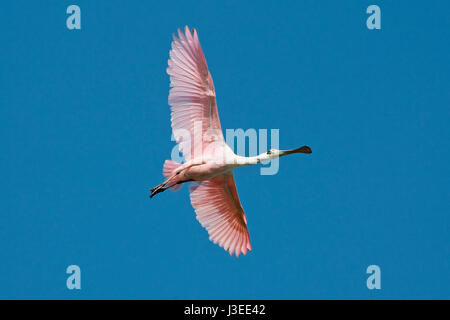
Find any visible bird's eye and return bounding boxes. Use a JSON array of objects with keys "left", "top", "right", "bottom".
[{"left": 267, "top": 150, "right": 272, "bottom": 155}]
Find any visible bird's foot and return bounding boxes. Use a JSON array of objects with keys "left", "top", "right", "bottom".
[{"left": 150, "top": 183, "right": 167, "bottom": 198}]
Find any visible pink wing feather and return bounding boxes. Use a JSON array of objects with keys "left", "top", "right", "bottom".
[
  {"left": 167, "top": 26, "right": 224, "bottom": 161},
  {"left": 189, "top": 174, "right": 251, "bottom": 257},
  {"left": 168, "top": 27, "right": 251, "bottom": 257}
]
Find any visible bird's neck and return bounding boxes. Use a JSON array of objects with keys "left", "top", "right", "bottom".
[{"left": 233, "top": 153, "right": 276, "bottom": 167}]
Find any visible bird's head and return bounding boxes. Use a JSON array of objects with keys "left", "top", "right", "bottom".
[{"left": 265, "top": 146, "right": 311, "bottom": 159}]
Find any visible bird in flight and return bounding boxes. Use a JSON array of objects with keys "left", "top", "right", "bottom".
[{"left": 150, "top": 26, "right": 311, "bottom": 257}]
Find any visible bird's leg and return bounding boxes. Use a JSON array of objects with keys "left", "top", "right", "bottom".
[
  {"left": 150, "top": 180, "right": 171, "bottom": 198},
  {"left": 150, "top": 182, "right": 165, "bottom": 194},
  {"left": 149, "top": 171, "right": 181, "bottom": 198},
  {"left": 149, "top": 162, "right": 201, "bottom": 198},
  {"left": 150, "top": 185, "right": 168, "bottom": 198}
]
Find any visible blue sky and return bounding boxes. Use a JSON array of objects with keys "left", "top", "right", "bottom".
[{"left": 1, "top": 0, "right": 449, "bottom": 299}]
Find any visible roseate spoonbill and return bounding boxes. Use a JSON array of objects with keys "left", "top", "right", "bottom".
[{"left": 150, "top": 26, "right": 311, "bottom": 257}]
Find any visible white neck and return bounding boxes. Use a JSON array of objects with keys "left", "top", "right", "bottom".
[{"left": 233, "top": 153, "right": 278, "bottom": 167}]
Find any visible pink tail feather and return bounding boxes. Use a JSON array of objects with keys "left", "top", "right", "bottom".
[{"left": 163, "top": 160, "right": 183, "bottom": 191}]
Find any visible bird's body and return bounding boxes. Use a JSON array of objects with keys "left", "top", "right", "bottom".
[{"left": 151, "top": 26, "right": 311, "bottom": 257}]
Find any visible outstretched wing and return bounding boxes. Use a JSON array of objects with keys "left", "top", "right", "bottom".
[
  {"left": 167, "top": 26, "right": 224, "bottom": 161},
  {"left": 189, "top": 174, "right": 251, "bottom": 257}
]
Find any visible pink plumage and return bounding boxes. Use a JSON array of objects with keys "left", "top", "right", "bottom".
[
  {"left": 167, "top": 26, "right": 223, "bottom": 162},
  {"left": 190, "top": 175, "right": 251, "bottom": 257},
  {"left": 150, "top": 26, "right": 311, "bottom": 257}
]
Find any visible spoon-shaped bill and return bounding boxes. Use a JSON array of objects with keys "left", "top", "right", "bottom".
[{"left": 280, "top": 146, "right": 312, "bottom": 155}]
